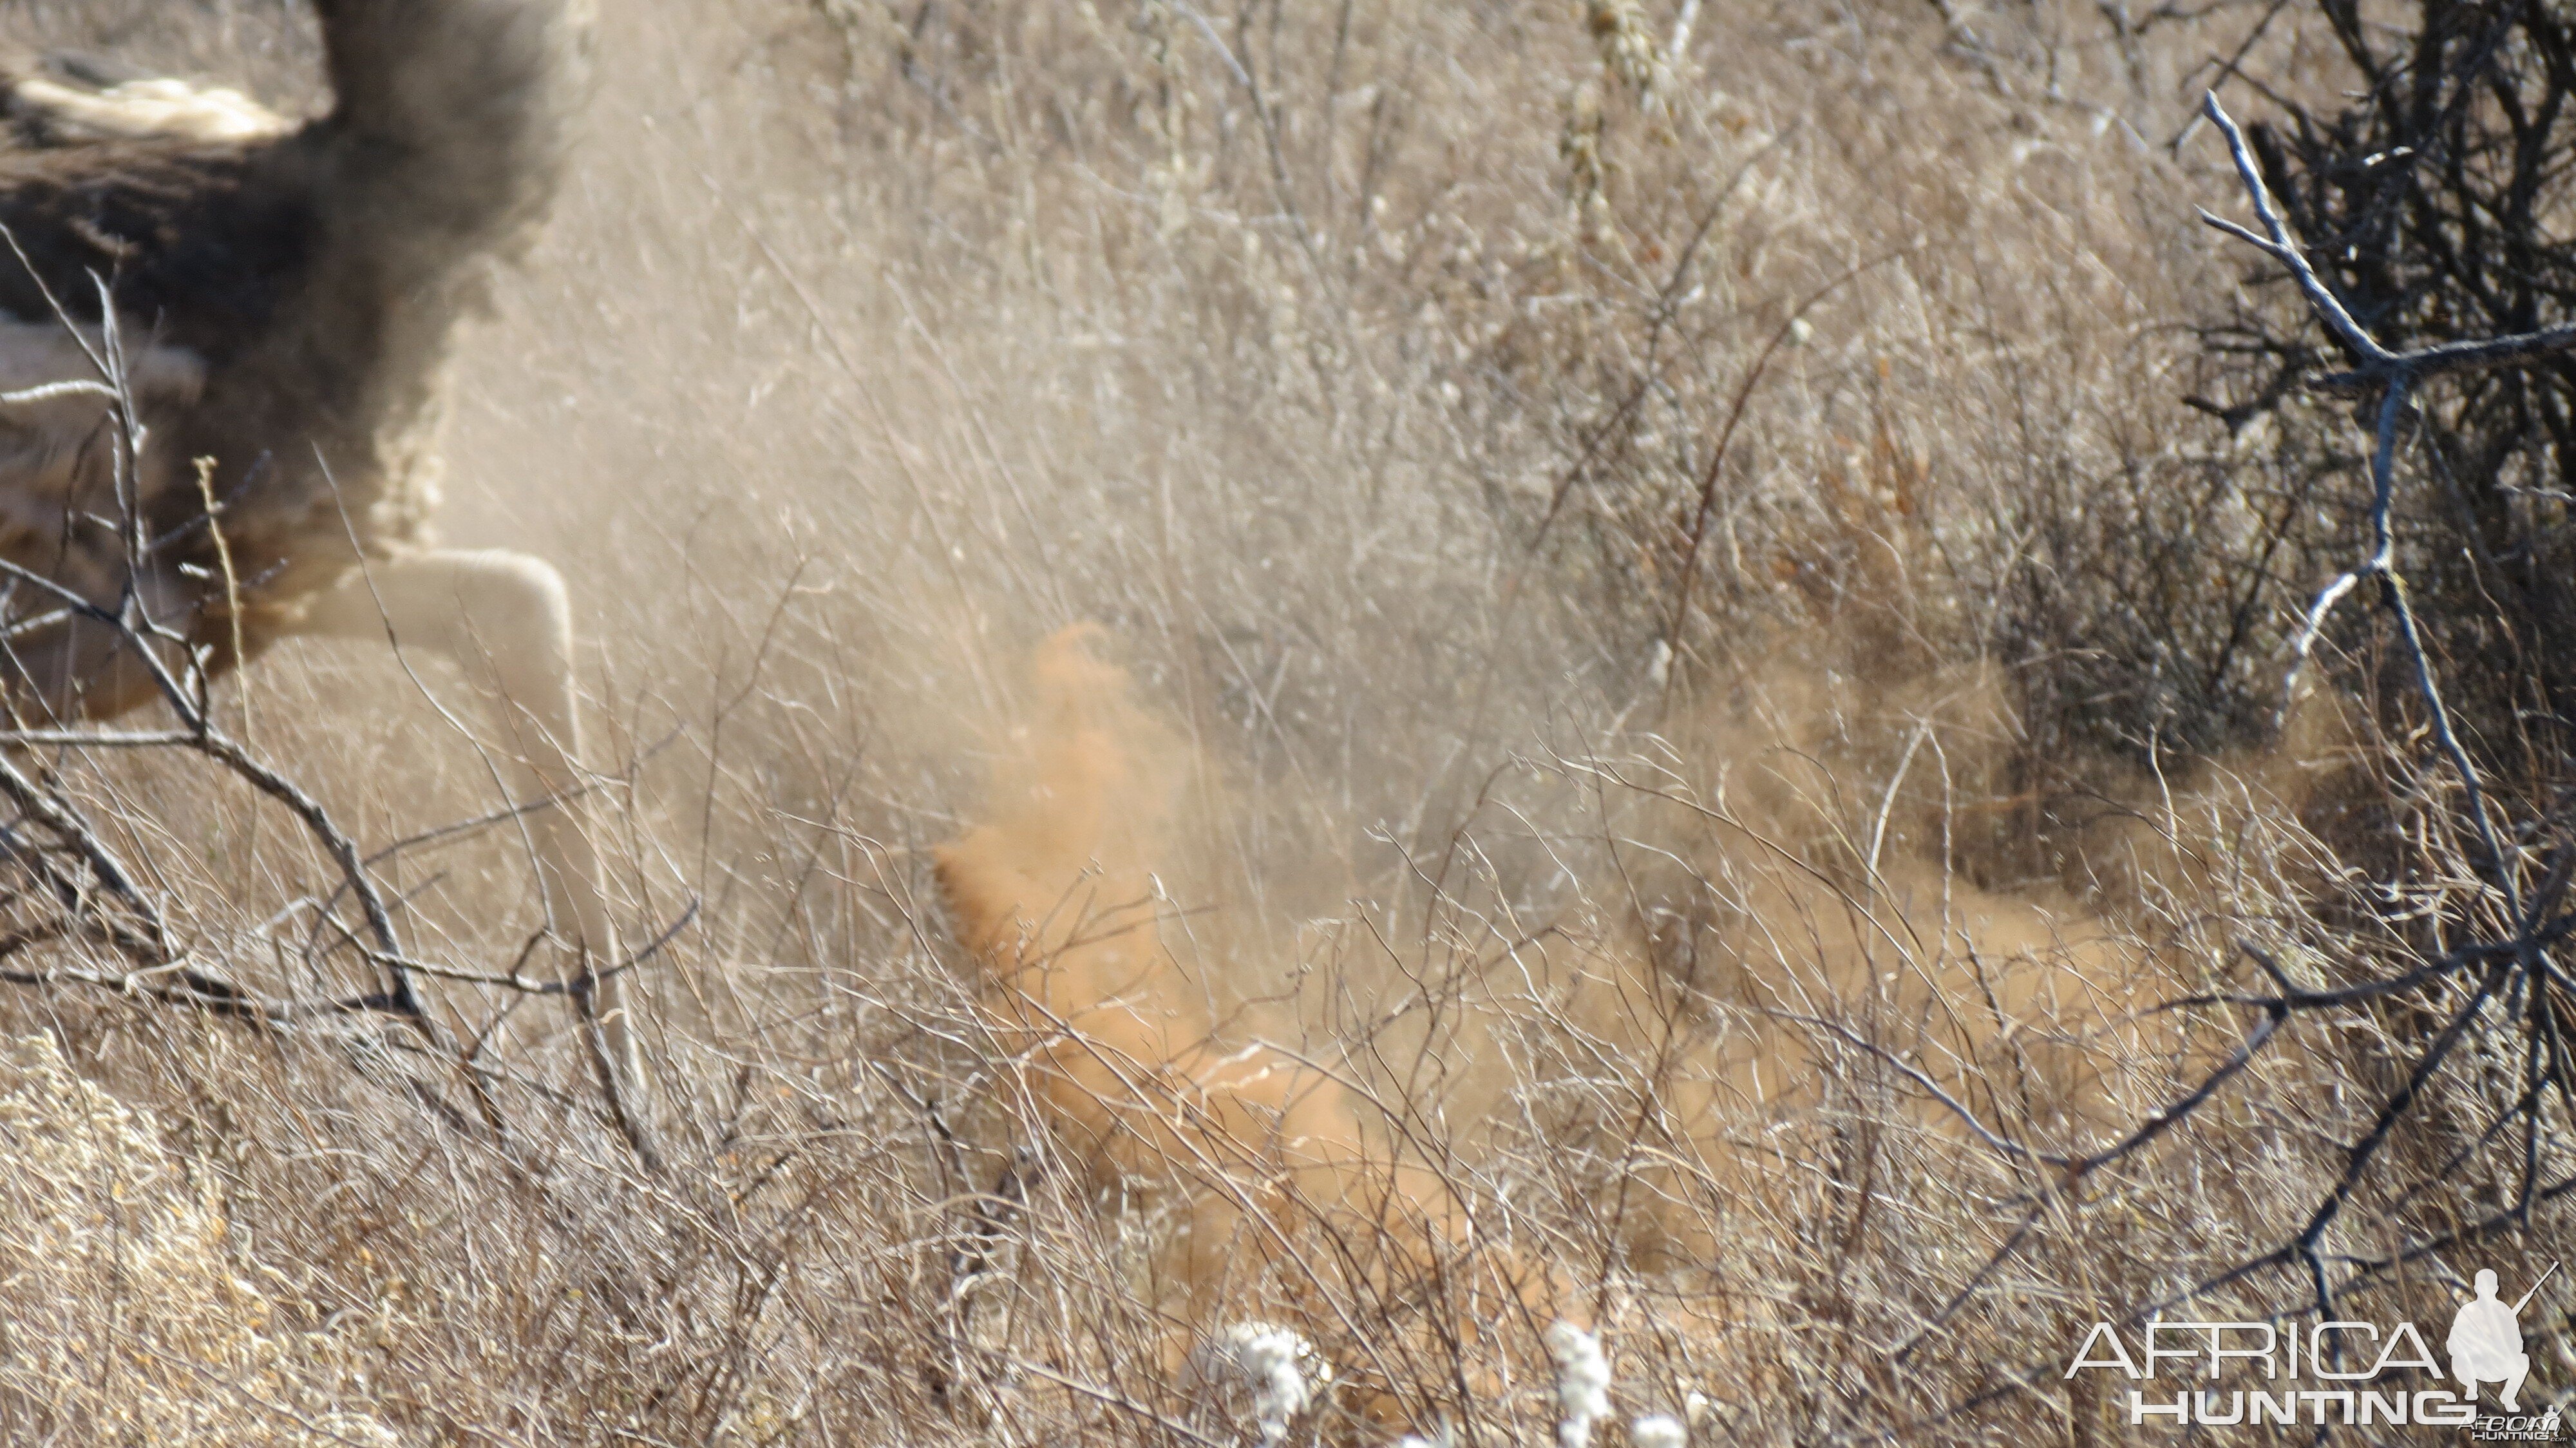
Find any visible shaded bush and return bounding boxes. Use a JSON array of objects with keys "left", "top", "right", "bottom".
[{"left": 2208, "top": 0, "right": 2576, "bottom": 794}]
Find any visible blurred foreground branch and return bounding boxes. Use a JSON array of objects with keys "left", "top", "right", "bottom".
[{"left": 0, "top": 290, "right": 676, "bottom": 1159}]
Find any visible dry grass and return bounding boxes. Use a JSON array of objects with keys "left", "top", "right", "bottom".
[{"left": 0, "top": 0, "right": 2568, "bottom": 1442}]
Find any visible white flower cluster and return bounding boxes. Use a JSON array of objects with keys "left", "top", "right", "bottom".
[
  {"left": 1546, "top": 1320, "right": 1614, "bottom": 1448},
  {"left": 1630, "top": 1412, "right": 1688, "bottom": 1448},
  {"left": 1539, "top": 1322, "right": 1692, "bottom": 1448},
  {"left": 1189, "top": 1320, "right": 1323, "bottom": 1446}
]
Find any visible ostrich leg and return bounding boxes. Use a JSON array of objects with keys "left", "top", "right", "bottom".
[{"left": 290, "top": 548, "right": 656, "bottom": 1163}]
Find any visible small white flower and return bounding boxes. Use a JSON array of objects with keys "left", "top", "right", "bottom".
[
  {"left": 1544, "top": 1320, "right": 1613, "bottom": 1448},
  {"left": 1631, "top": 1413, "right": 1688, "bottom": 1448},
  {"left": 1188, "top": 1321, "right": 1319, "bottom": 1447}
]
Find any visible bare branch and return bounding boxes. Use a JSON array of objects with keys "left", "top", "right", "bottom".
[{"left": 2197, "top": 93, "right": 2391, "bottom": 365}]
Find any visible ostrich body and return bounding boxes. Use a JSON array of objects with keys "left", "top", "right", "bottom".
[{"left": 0, "top": 0, "right": 646, "bottom": 1137}]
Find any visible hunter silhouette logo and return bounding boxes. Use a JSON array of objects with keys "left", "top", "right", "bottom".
[
  {"left": 2453, "top": 1266, "right": 2553, "bottom": 1412},
  {"left": 2065, "top": 1262, "right": 2561, "bottom": 1432}
]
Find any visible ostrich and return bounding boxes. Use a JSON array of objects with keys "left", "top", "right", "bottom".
[{"left": 0, "top": 1, "right": 647, "bottom": 1145}]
